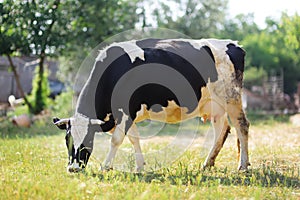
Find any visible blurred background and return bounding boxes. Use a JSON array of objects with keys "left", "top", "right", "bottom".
[{"left": 0, "top": 0, "right": 300, "bottom": 126}]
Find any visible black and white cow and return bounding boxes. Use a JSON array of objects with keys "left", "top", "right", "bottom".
[{"left": 53, "top": 38, "right": 250, "bottom": 172}]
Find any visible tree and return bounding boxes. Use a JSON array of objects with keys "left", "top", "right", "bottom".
[
  {"left": 277, "top": 13, "right": 300, "bottom": 94},
  {"left": 153, "top": 0, "right": 228, "bottom": 38},
  {"left": 19, "top": 0, "right": 72, "bottom": 114},
  {"left": 243, "top": 67, "right": 267, "bottom": 89},
  {"left": 58, "top": 0, "right": 140, "bottom": 82},
  {"left": 1, "top": 0, "right": 75, "bottom": 114},
  {"left": 241, "top": 13, "right": 300, "bottom": 94},
  {"left": 280, "top": 13, "right": 300, "bottom": 50},
  {"left": 69, "top": 0, "right": 139, "bottom": 47},
  {"left": 2, "top": 0, "right": 141, "bottom": 112},
  {"left": 0, "top": 1, "right": 33, "bottom": 112},
  {"left": 219, "top": 13, "right": 260, "bottom": 41}
]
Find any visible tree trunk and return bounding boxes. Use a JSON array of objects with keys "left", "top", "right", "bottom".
[
  {"left": 6, "top": 54, "right": 34, "bottom": 113},
  {"left": 33, "top": 52, "right": 46, "bottom": 114}
]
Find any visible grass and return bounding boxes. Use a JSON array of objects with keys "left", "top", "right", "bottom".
[{"left": 0, "top": 115, "right": 299, "bottom": 199}]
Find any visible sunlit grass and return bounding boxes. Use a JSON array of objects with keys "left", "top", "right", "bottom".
[{"left": 0, "top": 116, "right": 299, "bottom": 199}]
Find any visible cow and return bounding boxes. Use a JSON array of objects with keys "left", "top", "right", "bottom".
[{"left": 53, "top": 38, "right": 250, "bottom": 173}]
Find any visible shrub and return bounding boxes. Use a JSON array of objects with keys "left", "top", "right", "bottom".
[
  {"left": 51, "top": 88, "right": 74, "bottom": 117},
  {"left": 28, "top": 67, "right": 51, "bottom": 114},
  {"left": 244, "top": 67, "right": 267, "bottom": 89}
]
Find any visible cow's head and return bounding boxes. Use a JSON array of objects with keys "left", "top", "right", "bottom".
[{"left": 53, "top": 117, "right": 91, "bottom": 173}]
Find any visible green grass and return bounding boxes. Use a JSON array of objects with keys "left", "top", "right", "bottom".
[
  {"left": 0, "top": 116, "right": 299, "bottom": 199},
  {"left": 246, "top": 111, "right": 290, "bottom": 125}
]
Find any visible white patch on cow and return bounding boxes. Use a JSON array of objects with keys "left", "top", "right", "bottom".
[
  {"left": 90, "top": 119, "right": 104, "bottom": 125},
  {"left": 96, "top": 50, "right": 107, "bottom": 62},
  {"left": 187, "top": 38, "right": 237, "bottom": 53},
  {"left": 117, "top": 41, "right": 145, "bottom": 63},
  {"left": 127, "top": 124, "right": 145, "bottom": 172},
  {"left": 202, "top": 114, "right": 229, "bottom": 168},
  {"left": 160, "top": 38, "right": 236, "bottom": 54},
  {"left": 96, "top": 40, "right": 145, "bottom": 63},
  {"left": 118, "top": 108, "right": 129, "bottom": 129},
  {"left": 67, "top": 162, "right": 80, "bottom": 173},
  {"left": 70, "top": 112, "right": 90, "bottom": 151},
  {"left": 173, "top": 38, "right": 236, "bottom": 69},
  {"left": 70, "top": 113, "right": 104, "bottom": 152},
  {"left": 102, "top": 109, "right": 128, "bottom": 170}
]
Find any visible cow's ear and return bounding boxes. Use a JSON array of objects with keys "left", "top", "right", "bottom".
[{"left": 53, "top": 117, "right": 69, "bottom": 130}]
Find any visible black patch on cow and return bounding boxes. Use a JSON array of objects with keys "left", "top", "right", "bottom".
[
  {"left": 65, "top": 131, "right": 76, "bottom": 165},
  {"left": 203, "top": 45, "right": 215, "bottom": 63},
  {"left": 237, "top": 112, "right": 250, "bottom": 136},
  {"left": 53, "top": 117, "right": 68, "bottom": 130},
  {"left": 61, "top": 122, "right": 93, "bottom": 169},
  {"left": 129, "top": 83, "right": 179, "bottom": 115},
  {"left": 226, "top": 43, "right": 246, "bottom": 87},
  {"left": 136, "top": 38, "right": 161, "bottom": 48},
  {"left": 76, "top": 128, "right": 94, "bottom": 167},
  {"left": 95, "top": 39, "right": 218, "bottom": 133}
]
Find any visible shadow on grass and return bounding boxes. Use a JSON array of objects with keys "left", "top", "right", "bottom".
[
  {"left": 92, "top": 165, "right": 300, "bottom": 188},
  {"left": 2, "top": 111, "right": 288, "bottom": 139},
  {"left": 0, "top": 117, "right": 61, "bottom": 139},
  {"left": 137, "top": 112, "right": 291, "bottom": 135},
  {"left": 137, "top": 118, "right": 209, "bottom": 137}
]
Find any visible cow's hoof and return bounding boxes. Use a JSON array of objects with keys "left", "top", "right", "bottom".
[
  {"left": 201, "top": 164, "right": 211, "bottom": 171},
  {"left": 238, "top": 165, "right": 248, "bottom": 171},
  {"left": 136, "top": 167, "right": 144, "bottom": 173},
  {"left": 136, "top": 162, "right": 146, "bottom": 173},
  {"left": 67, "top": 163, "right": 81, "bottom": 173},
  {"left": 201, "top": 160, "right": 215, "bottom": 170},
  {"left": 100, "top": 165, "right": 113, "bottom": 171},
  {"left": 238, "top": 162, "right": 251, "bottom": 171}
]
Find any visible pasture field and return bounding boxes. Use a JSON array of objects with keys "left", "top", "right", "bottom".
[{"left": 0, "top": 114, "right": 299, "bottom": 199}]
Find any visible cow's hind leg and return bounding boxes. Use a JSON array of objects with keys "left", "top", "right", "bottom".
[
  {"left": 127, "top": 124, "right": 145, "bottom": 172},
  {"left": 227, "top": 104, "right": 250, "bottom": 170},
  {"left": 101, "top": 124, "right": 126, "bottom": 170},
  {"left": 202, "top": 115, "right": 230, "bottom": 169}
]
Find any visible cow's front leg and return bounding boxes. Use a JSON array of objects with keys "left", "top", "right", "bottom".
[
  {"left": 102, "top": 125, "right": 125, "bottom": 170},
  {"left": 228, "top": 105, "right": 250, "bottom": 170},
  {"left": 202, "top": 115, "right": 230, "bottom": 169},
  {"left": 127, "top": 124, "right": 145, "bottom": 172}
]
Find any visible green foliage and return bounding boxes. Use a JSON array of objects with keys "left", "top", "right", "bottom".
[
  {"left": 242, "top": 32, "right": 279, "bottom": 71},
  {"left": 58, "top": 0, "right": 139, "bottom": 82},
  {"left": 1, "top": 0, "right": 72, "bottom": 56},
  {"left": 246, "top": 111, "right": 290, "bottom": 125},
  {"left": 11, "top": 0, "right": 72, "bottom": 56},
  {"left": 0, "top": 0, "right": 31, "bottom": 55},
  {"left": 153, "top": 0, "right": 228, "bottom": 38},
  {"left": 51, "top": 89, "right": 74, "bottom": 117},
  {"left": 28, "top": 67, "right": 51, "bottom": 114},
  {"left": 239, "top": 13, "right": 300, "bottom": 94},
  {"left": 215, "top": 11, "right": 300, "bottom": 94},
  {"left": 244, "top": 67, "right": 267, "bottom": 89},
  {"left": 281, "top": 13, "right": 300, "bottom": 50},
  {"left": 219, "top": 13, "right": 261, "bottom": 41},
  {"left": 0, "top": 0, "right": 75, "bottom": 114},
  {"left": 70, "top": 0, "right": 139, "bottom": 47}
]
